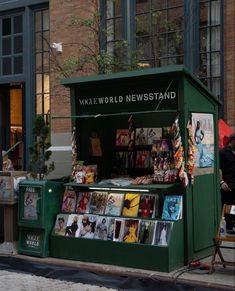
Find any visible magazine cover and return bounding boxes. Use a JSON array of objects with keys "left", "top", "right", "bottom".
[
  {"left": 138, "top": 220, "right": 156, "bottom": 245},
  {"left": 115, "top": 151, "right": 129, "bottom": 169},
  {"left": 61, "top": 190, "right": 77, "bottom": 213},
  {"left": 136, "top": 150, "right": 150, "bottom": 168},
  {"left": 89, "top": 191, "right": 108, "bottom": 214},
  {"left": 53, "top": 213, "right": 69, "bottom": 236},
  {"left": 138, "top": 194, "right": 156, "bottom": 218},
  {"left": 107, "top": 218, "right": 115, "bottom": 240},
  {"left": 161, "top": 195, "right": 183, "bottom": 221},
  {"left": 122, "top": 219, "right": 140, "bottom": 243},
  {"left": 153, "top": 194, "right": 161, "bottom": 218},
  {"left": 147, "top": 128, "right": 162, "bottom": 144},
  {"left": 105, "top": 193, "right": 124, "bottom": 216},
  {"left": 76, "top": 192, "right": 92, "bottom": 214},
  {"left": 94, "top": 216, "right": 109, "bottom": 240},
  {"left": 64, "top": 214, "right": 82, "bottom": 237},
  {"left": 192, "top": 113, "right": 214, "bottom": 173},
  {"left": 122, "top": 193, "right": 140, "bottom": 217},
  {"left": 154, "top": 221, "right": 173, "bottom": 246},
  {"left": 79, "top": 214, "right": 97, "bottom": 239},
  {"left": 23, "top": 191, "right": 38, "bottom": 220},
  {"left": 116, "top": 129, "right": 129, "bottom": 146},
  {"left": 135, "top": 128, "right": 148, "bottom": 145},
  {"left": 113, "top": 218, "right": 125, "bottom": 242}
]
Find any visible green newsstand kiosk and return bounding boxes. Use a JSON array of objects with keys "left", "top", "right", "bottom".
[{"left": 51, "top": 65, "right": 221, "bottom": 272}]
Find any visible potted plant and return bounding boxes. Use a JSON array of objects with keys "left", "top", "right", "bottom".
[{"left": 28, "top": 115, "right": 55, "bottom": 180}]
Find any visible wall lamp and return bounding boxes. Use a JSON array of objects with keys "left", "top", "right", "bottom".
[{"left": 50, "top": 42, "right": 63, "bottom": 53}]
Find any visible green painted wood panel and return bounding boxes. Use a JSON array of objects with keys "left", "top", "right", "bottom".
[{"left": 51, "top": 219, "right": 184, "bottom": 272}]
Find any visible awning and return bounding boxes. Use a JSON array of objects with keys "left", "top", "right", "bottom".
[{"left": 218, "top": 118, "right": 233, "bottom": 149}]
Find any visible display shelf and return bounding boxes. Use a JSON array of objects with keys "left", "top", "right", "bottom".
[
  {"left": 51, "top": 216, "right": 183, "bottom": 272},
  {"left": 51, "top": 183, "right": 184, "bottom": 272}
]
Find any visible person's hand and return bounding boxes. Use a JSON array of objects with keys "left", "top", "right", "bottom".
[{"left": 221, "top": 181, "right": 231, "bottom": 191}]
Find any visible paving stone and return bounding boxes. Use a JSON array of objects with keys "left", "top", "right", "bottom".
[{"left": 0, "top": 270, "right": 118, "bottom": 291}]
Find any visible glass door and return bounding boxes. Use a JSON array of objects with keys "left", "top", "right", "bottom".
[{"left": 0, "top": 83, "right": 23, "bottom": 170}]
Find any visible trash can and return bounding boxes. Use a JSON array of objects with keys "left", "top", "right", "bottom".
[{"left": 18, "top": 180, "right": 63, "bottom": 257}]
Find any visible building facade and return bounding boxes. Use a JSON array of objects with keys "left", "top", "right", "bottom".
[{"left": 0, "top": 0, "right": 234, "bottom": 178}]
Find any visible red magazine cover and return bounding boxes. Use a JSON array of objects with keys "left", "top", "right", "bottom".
[
  {"left": 61, "top": 190, "right": 77, "bottom": 213},
  {"left": 116, "top": 129, "right": 129, "bottom": 146},
  {"left": 138, "top": 195, "right": 156, "bottom": 218}
]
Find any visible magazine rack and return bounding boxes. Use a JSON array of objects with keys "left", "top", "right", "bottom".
[
  {"left": 0, "top": 171, "right": 27, "bottom": 255},
  {"left": 51, "top": 182, "right": 184, "bottom": 272},
  {"left": 17, "top": 180, "right": 63, "bottom": 257},
  {"left": 209, "top": 204, "right": 235, "bottom": 273}
]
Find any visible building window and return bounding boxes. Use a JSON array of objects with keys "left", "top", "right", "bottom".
[
  {"left": 34, "top": 9, "right": 50, "bottom": 117},
  {"left": 102, "top": 0, "right": 222, "bottom": 97},
  {"left": 199, "top": 0, "right": 221, "bottom": 97},
  {"left": 0, "top": 14, "right": 23, "bottom": 75},
  {"left": 135, "top": 0, "right": 184, "bottom": 67},
  {"left": 102, "top": 0, "right": 184, "bottom": 69},
  {"left": 105, "top": 0, "right": 124, "bottom": 71}
]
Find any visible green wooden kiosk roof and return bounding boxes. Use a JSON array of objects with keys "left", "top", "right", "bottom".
[{"left": 61, "top": 65, "right": 221, "bottom": 105}]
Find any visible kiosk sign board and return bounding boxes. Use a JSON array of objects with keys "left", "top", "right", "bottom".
[{"left": 74, "top": 77, "right": 178, "bottom": 115}]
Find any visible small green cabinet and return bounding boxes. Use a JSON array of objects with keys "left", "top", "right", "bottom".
[{"left": 18, "top": 180, "right": 63, "bottom": 257}]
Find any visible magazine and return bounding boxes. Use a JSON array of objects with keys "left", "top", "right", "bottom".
[
  {"left": 61, "top": 190, "right": 77, "bottom": 213},
  {"left": 113, "top": 218, "right": 125, "bottom": 242},
  {"left": 94, "top": 216, "right": 109, "bottom": 240},
  {"left": 122, "top": 219, "right": 140, "bottom": 243},
  {"left": 153, "top": 194, "right": 161, "bottom": 218},
  {"left": 75, "top": 192, "right": 92, "bottom": 214},
  {"left": 79, "top": 214, "right": 97, "bottom": 239},
  {"left": 135, "top": 128, "right": 148, "bottom": 145},
  {"left": 89, "top": 191, "right": 108, "bottom": 215},
  {"left": 105, "top": 193, "right": 124, "bottom": 216},
  {"left": 136, "top": 150, "right": 150, "bottom": 168},
  {"left": 107, "top": 218, "right": 115, "bottom": 240},
  {"left": 122, "top": 193, "right": 140, "bottom": 217},
  {"left": 23, "top": 190, "right": 38, "bottom": 220},
  {"left": 53, "top": 213, "right": 69, "bottom": 236},
  {"left": 64, "top": 214, "right": 82, "bottom": 237},
  {"left": 154, "top": 221, "right": 173, "bottom": 246},
  {"left": 147, "top": 128, "right": 162, "bottom": 144},
  {"left": 138, "top": 220, "right": 156, "bottom": 245},
  {"left": 98, "top": 177, "right": 133, "bottom": 187},
  {"left": 161, "top": 195, "right": 183, "bottom": 221},
  {"left": 116, "top": 129, "right": 129, "bottom": 146},
  {"left": 138, "top": 194, "right": 156, "bottom": 218},
  {"left": 115, "top": 151, "right": 129, "bottom": 169}
]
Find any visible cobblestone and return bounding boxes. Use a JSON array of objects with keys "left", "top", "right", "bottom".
[{"left": 0, "top": 270, "right": 118, "bottom": 291}]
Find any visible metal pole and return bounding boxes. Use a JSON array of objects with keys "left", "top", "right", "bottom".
[{"left": 0, "top": 96, "right": 2, "bottom": 171}]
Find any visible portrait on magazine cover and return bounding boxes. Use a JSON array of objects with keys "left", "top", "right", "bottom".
[{"left": 192, "top": 113, "right": 214, "bottom": 174}]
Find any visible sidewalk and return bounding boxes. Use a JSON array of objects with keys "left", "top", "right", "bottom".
[{"left": 8, "top": 241, "right": 234, "bottom": 291}]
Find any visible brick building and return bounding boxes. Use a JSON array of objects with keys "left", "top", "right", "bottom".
[{"left": 0, "top": 0, "right": 234, "bottom": 178}]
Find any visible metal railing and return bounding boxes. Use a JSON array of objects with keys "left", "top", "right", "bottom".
[{"left": 3, "top": 140, "right": 23, "bottom": 157}]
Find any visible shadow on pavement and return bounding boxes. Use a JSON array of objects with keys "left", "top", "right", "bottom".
[{"left": 0, "top": 256, "right": 220, "bottom": 291}]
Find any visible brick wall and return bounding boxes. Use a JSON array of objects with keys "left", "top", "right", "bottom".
[
  {"left": 49, "top": 0, "right": 235, "bottom": 133},
  {"left": 49, "top": 0, "right": 99, "bottom": 134},
  {"left": 224, "top": 0, "right": 235, "bottom": 130}
]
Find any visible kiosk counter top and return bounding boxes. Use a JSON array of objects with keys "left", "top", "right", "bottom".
[{"left": 65, "top": 182, "right": 182, "bottom": 193}]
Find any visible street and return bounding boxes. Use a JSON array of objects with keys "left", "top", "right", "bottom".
[{"left": 0, "top": 269, "right": 118, "bottom": 291}]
